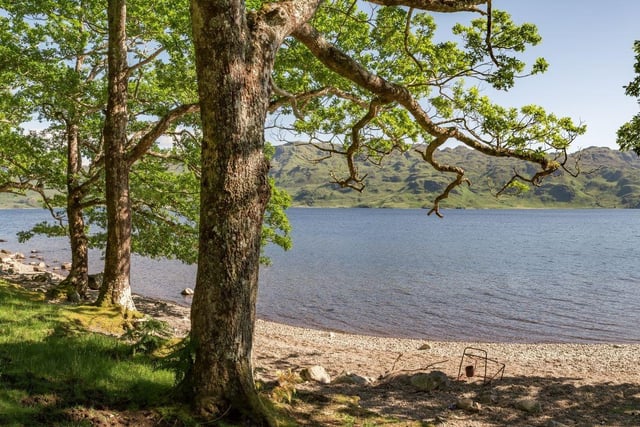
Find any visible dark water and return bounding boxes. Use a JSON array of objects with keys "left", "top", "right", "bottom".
[{"left": 2, "top": 208, "right": 639, "bottom": 343}]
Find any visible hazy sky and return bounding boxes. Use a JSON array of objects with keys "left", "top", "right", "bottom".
[{"left": 441, "top": 0, "right": 639, "bottom": 151}]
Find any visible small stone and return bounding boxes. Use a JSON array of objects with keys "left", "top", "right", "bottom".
[
  {"left": 33, "top": 274, "right": 50, "bottom": 282},
  {"left": 88, "top": 273, "right": 104, "bottom": 290},
  {"left": 418, "top": 343, "right": 432, "bottom": 350},
  {"left": 516, "top": 398, "right": 541, "bottom": 413},
  {"left": 67, "top": 290, "right": 81, "bottom": 303},
  {"left": 334, "top": 372, "right": 372, "bottom": 385},
  {"left": 410, "top": 371, "right": 450, "bottom": 391},
  {"left": 456, "top": 397, "right": 474, "bottom": 410},
  {"left": 477, "top": 390, "right": 498, "bottom": 404},
  {"left": 300, "top": 365, "right": 331, "bottom": 384},
  {"left": 61, "top": 262, "right": 72, "bottom": 270},
  {"left": 181, "top": 288, "right": 194, "bottom": 296}
]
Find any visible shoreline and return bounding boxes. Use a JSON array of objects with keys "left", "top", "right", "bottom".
[
  {"left": 4, "top": 211, "right": 640, "bottom": 345},
  {"left": 2, "top": 247, "right": 639, "bottom": 346}
]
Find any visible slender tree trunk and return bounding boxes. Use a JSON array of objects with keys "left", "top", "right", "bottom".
[
  {"left": 66, "top": 199, "right": 89, "bottom": 297},
  {"left": 65, "top": 123, "right": 89, "bottom": 297},
  {"left": 47, "top": 121, "right": 90, "bottom": 300},
  {"left": 189, "top": 0, "right": 273, "bottom": 423},
  {"left": 97, "top": 0, "right": 135, "bottom": 310}
]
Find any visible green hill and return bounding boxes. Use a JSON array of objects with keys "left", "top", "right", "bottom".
[
  {"left": 3, "top": 145, "right": 638, "bottom": 210},
  {"left": 270, "top": 144, "right": 640, "bottom": 209}
]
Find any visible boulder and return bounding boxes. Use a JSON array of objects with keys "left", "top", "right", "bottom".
[
  {"left": 300, "top": 365, "right": 331, "bottom": 384},
  {"left": 409, "top": 371, "right": 450, "bottom": 391}
]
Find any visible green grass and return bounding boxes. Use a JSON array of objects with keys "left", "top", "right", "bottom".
[
  {"left": 0, "top": 280, "right": 183, "bottom": 426},
  {"left": 0, "top": 280, "right": 429, "bottom": 426}
]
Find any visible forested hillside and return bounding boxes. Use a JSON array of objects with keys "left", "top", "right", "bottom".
[{"left": 270, "top": 144, "right": 640, "bottom": 209}]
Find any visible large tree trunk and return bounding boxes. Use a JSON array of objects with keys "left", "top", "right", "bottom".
[
  {"left": 189, "top": 0, "right": 273, "bottom": 423},
  {"left": 97, "top": 0, "right": 135, "bottom": 311}
]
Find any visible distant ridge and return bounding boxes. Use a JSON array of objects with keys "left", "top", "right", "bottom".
[
  {"left": 270, "top": 144, "right": 640, "bottom": 209},
  {"left": 2, "top": 145, "right": 638, "bottom": 210}
]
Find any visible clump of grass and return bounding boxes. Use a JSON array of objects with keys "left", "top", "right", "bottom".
[
  {"left": 271, "top": 369, "right": 300, "bottom": 404},
  {"left": 121, "top": 316, "right": 173, "bottom": 356}
]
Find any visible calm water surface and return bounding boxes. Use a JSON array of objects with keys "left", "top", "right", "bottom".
[{"left": 1, "top": 208, "right": 639, "bottom": 343}]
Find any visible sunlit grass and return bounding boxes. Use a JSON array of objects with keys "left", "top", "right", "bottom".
[{"left": 0, "top": 280, "right": 179, "bottom": 425}]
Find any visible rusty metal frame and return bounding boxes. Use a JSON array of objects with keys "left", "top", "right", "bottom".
[{"left": 457, "top": 346, "right": 505, "bottom": 385}]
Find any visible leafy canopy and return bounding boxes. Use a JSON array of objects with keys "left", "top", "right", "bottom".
[
  {"left": 0, "top": 0, "right": 291, "bottom": 263},
  {"left": 618, "top": 40, "right": 640, "bottom": 155}
]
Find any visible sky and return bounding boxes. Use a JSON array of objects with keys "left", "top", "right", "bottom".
[{"left": 435, "top": 0, "right": 639, "bottom": 151}]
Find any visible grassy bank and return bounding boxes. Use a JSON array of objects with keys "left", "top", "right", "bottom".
[
  {"left": 0, "top": 277, "right": 431, "bottom": 426},
  {"left": 0, "top": 279, "right": 193, "bottom": 426}
]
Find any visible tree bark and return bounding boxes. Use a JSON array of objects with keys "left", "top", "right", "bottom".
[
  {"left": 64, "top": 122, "right": 90, "bottom": 297},
  {"left": 190, "top": 0, "right": 269, "bottom": 423},
  {"left": 97, "top": 0, "right": 135, "bottom": 311},
  {"left": 189, "top": 1, "right": 321, "bottom": 422}
]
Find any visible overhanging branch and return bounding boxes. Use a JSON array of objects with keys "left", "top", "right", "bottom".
[{"left": 292, "top": 21, "right": 566, "bottom": 215}]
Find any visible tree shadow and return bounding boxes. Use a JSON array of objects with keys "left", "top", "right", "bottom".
[{"left": 287, "top": 374, "right": 640, "bottom": 426}]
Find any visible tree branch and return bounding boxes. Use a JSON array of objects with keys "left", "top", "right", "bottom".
[
  {"left": 293, "top": 22, "right": 565, "bottom": 215},
  {"left": 416, "top": 135, "right": 470, "bottom": 217},
  {"left": 366, "top": 0, "right": 487, "bottom": 14},
  {"left": 331, "top": 100, "right": 384, "bottom": 191},
  {"left": 126, "top": 103, "right": 199, "bottom": 165}
]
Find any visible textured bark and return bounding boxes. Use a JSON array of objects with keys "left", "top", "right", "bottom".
[
  {"left": 97, "top": 0, "right": 135, "bottom": 311},
  {"left": 189, "top": 1, "right": 269, "bottom": 422},
  {"left": 64, "top": 123, "right": 89, "bottom": 297},
  {"left": 188, "top": 0, "right": 322, "bottom": 423}
]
